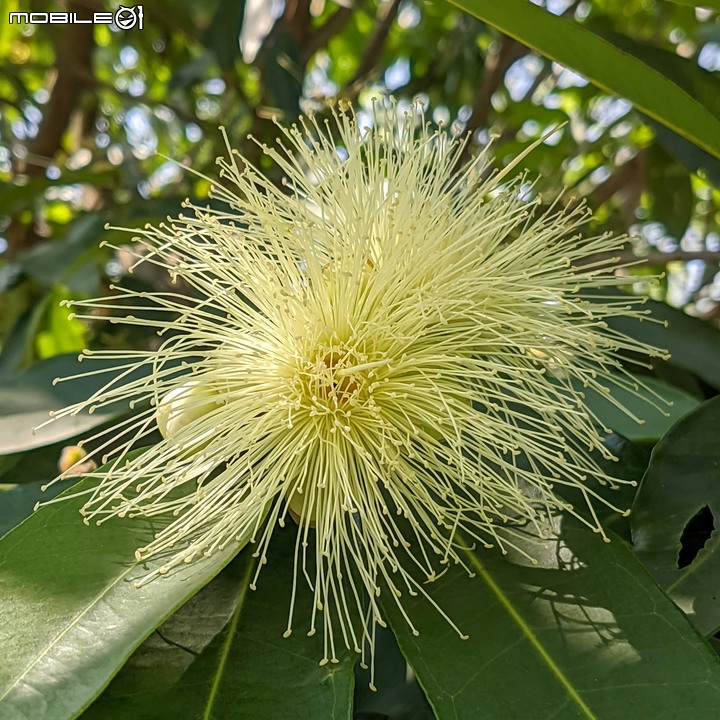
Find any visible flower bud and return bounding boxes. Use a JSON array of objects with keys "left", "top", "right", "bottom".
[
  {"left": 156, "top": 381, "right": 221, "bottom": 439},
  {"left": 287, "top": 487, "right": 317, "bottom": 527},
  {"left": 58, "top": 445, "right": 97, "bottom": 475}
]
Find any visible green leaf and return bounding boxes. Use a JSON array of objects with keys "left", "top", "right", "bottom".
[
  {"left": 204, "top": 0, "right": 246, "bottom": 70},
  {"left": 557, "top": 433, "right": 649, "bottom": 542},
  {"left": 0, "top": 454, "right": 256, "bottom": 720},
  {"left": 449, "top": 0, "right": 720, "bottom": 159},
  {"left": 0, "top": 292, "right": 52, "bottom": 378},
  {"left": 0, "top": 172, "right": 117, "bottom": 217},
  {"left": 0, "top": 430, "right": 160, "bottom": 488},
  {"left": 354, "top": 626, "right": 434, "bottom": 720},
  {"left": 584, "top": 289, "right": 720, "bottom": 390},
  {"left": 17, "top": 214, "right": 106, "bottom": 295},
  {"left": 632, "top": 396, "right": 720, "bottom": 636},
  {"left": 0, "top": 263, "right": 22, "bottom": 294},
  {"left": 0, "top": 353, "right": 148, "bottom": 455},
  {"left": 259, "top": 30, "right": 303, "bottom": 120},
  {"left": 382, "top": 518, "right": 720, "bottom": 718},
  {"left": 0, "top": 478, "right": 77, "bottom": 538},
  {"left": 644, "top": 115, "right": 720, "bottom": 186},
  {"left": 0, "top": 178, "right": 47, "bottom": 216},
  {"left": 82, "top": 526, "right": 356, "bottom": 720},
  {"left": 579, "top": 374, "right": 700, "bottom": 442},
  {"left": 646, "top": 141, "right": 694, "bottom": 241}
]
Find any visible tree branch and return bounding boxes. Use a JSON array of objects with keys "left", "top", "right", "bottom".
[
  {"left": 303, "top": 3, "right": 361, "bottom": 62},
  {"left": 577, "top": 249, "right": 720, "bottom": 268},
  {"left": 468, "top": 35, "right": 525, "bottom": 134},
  {"left": 455, "top": 33, "right": 526, "bottom": 168},
  {"left": 585, "top": 150, "right": 646, "bottom": 210},
  {"left": 7, "top": 0, "right": 95, "bottom": 259},
  {"left": 348, "top": 0, "right": 401, "bottom": 86},
  {"left": 21, "top": 3, "right": 95, "bottom": 177}
]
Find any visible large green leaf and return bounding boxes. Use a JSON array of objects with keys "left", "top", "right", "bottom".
[
  {"left": 0, "top": 456, "right": 256, "bottom": 720},
  {"left": 579, "top": 374, "right": 700, "bottom": 443},
  {"left": 259, "top": 30, "right": 304, "bottom": 120},
  {"left": 584, "top": 289, "right": 720, "bottom": 390},
  {"left": 646, "top": 141, "right": 694, "bottom": 241},
  {"left": 1, "top": 435, "right": 93, "bottom": 487},
  {"left": 381, "top": 517, "right": 720, "bottom": 718},
  {"left": 203, "top": 0, "right": 246, "bottom": 70},
  {"left": 449, "top": 0, "right": 720, "bottom": 159},
  {"left": 0, "top": 478, "right": 77, "bottom": 538},
  {"left": 632, "top": 396, "right": 720, "bottom": 636},
  {"left": 15, "top": 214, "right": 106, "bottom": 296},
  {"left": 645, "top": 115, "right": 720, "bottom": 186},
  {"left": 353, "top": 626, "right": 434, "bottom": 720},
  {"left": 0, "top": 353, "right": 149, "bottom": 455},
  {"left": 0, "top": 171, "right": 117, "bottom": 217},
  {"left": 0, "top": 291, "right": 52, "bottom": 378},
  {"left": 83, "top": 526, "right": 356, "bottom": 720}
]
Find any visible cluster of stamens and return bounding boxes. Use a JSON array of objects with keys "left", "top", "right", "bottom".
[
  {"left": 282, "top": 335, "right": 390, "bottom": 431},
  {"left": 32, "top": 104, "right": 668, "bottom": 685}
]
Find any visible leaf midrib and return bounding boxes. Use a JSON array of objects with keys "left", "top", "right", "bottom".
[
  {"left": 460, "top": 535, "right": 599, "bottom": 720},
  {"left": 0, "top": 562, "right": 137, "bottom": 702},
  {"left": 201, "top": 555, "right": 257, "bottom": 720}
]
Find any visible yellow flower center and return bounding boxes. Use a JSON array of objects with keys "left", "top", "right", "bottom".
[{"left": 285, "top": 337, "right": 390, "bottom": 417}]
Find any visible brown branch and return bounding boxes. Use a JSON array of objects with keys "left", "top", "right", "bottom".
[
  {"left": 7, "top": 0, "right": 95, "bottom": 260},
  {"left": 455, "top": 34, "right": 526, "bottom": 168},
  {"left": 348, "top": 0, "right": 401, "bottom": 86},
  {"left": 519, "top": 57, "right": 551, "bottom": 104},
  {"left": 468, "top": 35, "right": 525, "bottom": 134},
  {"left": 585, "top": 151, "right": 646, "bottom": 209},
  {"left": 282, "top": 0, "right": 313, "bottom": 41},
  {"left": 303, "top": 3, "right": 360, "bottom": 62},
  {"left": 21, "top": 4, "right": 94, "bottom": 176},
  {"left": 577, "top": 249, "right": 720, "bottom": 268}
]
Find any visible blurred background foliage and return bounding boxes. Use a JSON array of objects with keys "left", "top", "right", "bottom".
[{"left": 1, "top": 0, "right": 720, "bottom": 382}]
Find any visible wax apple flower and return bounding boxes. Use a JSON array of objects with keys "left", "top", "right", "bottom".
[{"left": 38, "top": 102, "right": 665, "bottom": 677}]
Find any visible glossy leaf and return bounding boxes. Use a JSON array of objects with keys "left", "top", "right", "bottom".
[
  {"left": 584, "top": 289, "right": 720, "bottom": 390},
  {"left": 0, "top": 420, "right": 161, "bottom": 487},
  {"left": 0, "top": 172, "right": 117, "bottom": 217},
  {"left": 204, "top": 0, "right": 246, "bottom": 70},
  {"left": 354, "top": 626, "right": 434, "bottom": 720},
  {"left": 382, "top": 517, "right": 720, "bottom": 718},
  {"left": 17, "top": 214, "right": 106, "bottom": 294},
  {"left": 645, "top": 115, "right": 720, "bottom": 186},
  {"left": 0, "top": 353, "right": 149, "bottom": 455},
  {"left": 83, "top": 526, "right": 356, "bottom": 720},
  {"left": 449, "top": 0, "right": 720, "bottom": 159},
  {"left": 632, "top": 396, "right": 720, "bottom": 636},
  {"left": 579, "top": 374, "right": 700, "bottom": 442},
  {"left": 646, "top": 141, "right": 694, "bottom": 241},
  {"left": 0, "top": 455, "right": 256, "bottom": 720},
  {"left": 259, "top": 30, "right": 303, "bottom": 120},
  {"left": 558, "top": 433, "right": 649, "bottom": 542},
  {"left": 0, "top": 478, "right": 77, "bottom": 539},
  {"left": 0, "top": 292, "right": 52, "bottom": 378}
]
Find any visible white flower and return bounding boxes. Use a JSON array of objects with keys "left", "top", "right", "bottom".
[{"left": 39, "top": 101, "right": 664, "bottom": 681}]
